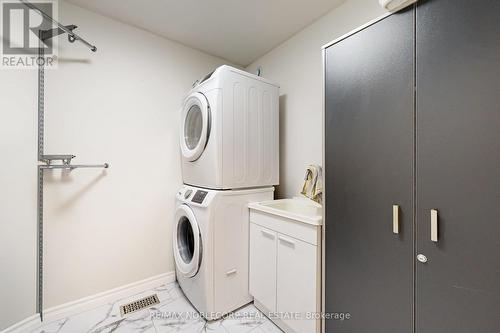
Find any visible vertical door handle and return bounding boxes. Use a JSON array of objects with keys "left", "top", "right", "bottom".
[
  {"left": 431, "top": 209, "right": 438, "bottom": 242},
  {"left": 393, "top": 205, "right": 399, "bottom": 234}
]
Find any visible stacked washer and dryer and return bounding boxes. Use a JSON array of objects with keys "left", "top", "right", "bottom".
[{"left": 173, "top": 65, "right": 280, "bottom": 320}]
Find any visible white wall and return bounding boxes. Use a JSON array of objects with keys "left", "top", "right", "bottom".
[
  {"left": 0, "top": 1, "right": 230, "bottom": 329},
  {"left": 0, "top": 63, "right": 38, "bottom": 329},
  {"left": 246, "top": 0, "right": 385, "bottom": 198}
]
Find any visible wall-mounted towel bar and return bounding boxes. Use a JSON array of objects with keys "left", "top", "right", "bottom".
[
  {"left": 40, "top": 163, "right": 109, "bottom": 170},
  {"left": 20, "top": 0, "right": 97, "bottom": 51},
  {"left": 39, "top": 154, "right": 108, "bottom": 169}
]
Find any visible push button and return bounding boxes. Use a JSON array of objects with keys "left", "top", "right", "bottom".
[{"left": 417, "top": 254, "right": 428, "bottom": 263}]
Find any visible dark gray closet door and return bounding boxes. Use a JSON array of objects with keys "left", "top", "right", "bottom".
[
  {"left": 416, "top": 1, "right": 500, "bottom": 332},
  {"left": 324, "top": 9, "right": 414, "bottom": 333}
]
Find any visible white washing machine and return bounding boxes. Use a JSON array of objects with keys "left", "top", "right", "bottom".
[
  {"left": 180, "top": 65, "right": 280, "bottom": 190},
  {"left": 173, "top": 185, "right": 274, "bottom": 320}
]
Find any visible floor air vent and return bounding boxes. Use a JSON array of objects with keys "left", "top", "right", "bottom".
[{"left": 119, "top": 294, "right": 160, "bottom": 316}]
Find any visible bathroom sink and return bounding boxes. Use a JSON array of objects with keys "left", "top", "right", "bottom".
[{"left": 248, "top": 198, "right": 322, "bottom": 225}]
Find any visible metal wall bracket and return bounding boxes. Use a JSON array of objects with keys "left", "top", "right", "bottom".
[
  {"left": 40, "top": 154, "right": 76, "bottom": 165},
  {"left": 39, "top": 25, "right": 77, "bottom": 42}
]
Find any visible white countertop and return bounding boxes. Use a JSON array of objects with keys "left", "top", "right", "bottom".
[{"left": 248, "top": 198, "right": 323, "bottom": 226}]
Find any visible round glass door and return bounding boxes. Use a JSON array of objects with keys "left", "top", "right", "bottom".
[
  {"left": 180, "top": 92, "right": 210, "bottom": 161},
  {"left": 185, "top": 105, "right": 203, "bottom": 150},
  {"left": 173, "top": 205, "right": 201, "bottom": 277}
]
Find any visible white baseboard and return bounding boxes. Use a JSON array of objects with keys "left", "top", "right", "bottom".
[
  {"left": 1, "top": 271, "right": 176, "bottom": 333},
  {"left": 0, "top": 315, "right": 41, "bottom": 333}
]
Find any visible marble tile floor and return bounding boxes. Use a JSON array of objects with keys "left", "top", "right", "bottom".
[{"left": 31, "top": 282, "right": 284, "bottom": 333}]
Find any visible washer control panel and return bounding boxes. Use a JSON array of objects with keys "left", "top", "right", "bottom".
[
  {"left": 191, "top": 190, "right": 208, "bottom": 204},
  {"left": 176, "top": 186, "right": 213, "bottom": 206}
]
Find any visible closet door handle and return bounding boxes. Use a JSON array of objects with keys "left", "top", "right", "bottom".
[
  {"left": 261, "top": 229, "right": 275, "bottom": 239},
  {"left": 278, "top": 235, "right": 295, "bottom": 247},
  {"left": 393, "top": 205, "right": 399, "bottom": 234},
  {"left": 431, "top": 209, "right": 438, "bottom": 242}
]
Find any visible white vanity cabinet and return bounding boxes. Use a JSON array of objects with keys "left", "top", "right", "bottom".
[
  {"left": 248, "top": 199, "right": 322, "bottom": 333},
  {"left": 249, "top": 224, "right": 277, "bottom": 312}
]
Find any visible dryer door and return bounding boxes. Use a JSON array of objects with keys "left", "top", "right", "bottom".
[
  {"left": 173, "top": 204, "right": 202, "bottom": 277},
  {"left": 180, "top": 92, "right": 210, "bottom": 162}
]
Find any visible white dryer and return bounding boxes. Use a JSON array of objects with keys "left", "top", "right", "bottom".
[
  {"left": 173, "top": 185, "right": 274, "bottom": 320},
  {"left": 180, "top": 65, "right": 280, "bottom": 190}
]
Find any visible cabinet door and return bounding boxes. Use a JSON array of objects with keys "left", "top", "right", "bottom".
[
  {"left": 277, "top": 235, "right": 318, "bottom": 333},
  {"left": 249, "top": 223, "right": 277, "bottom": 312},
  {"left": 324, "top": 8, "right": 414, "bottom": 333},
  {"left": 416, "top": 1, "right": 500, "bottom": 332}
]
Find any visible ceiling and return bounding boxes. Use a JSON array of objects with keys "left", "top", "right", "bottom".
[{"left": 65, "top": 0, "right": 345, "bottom": 66}]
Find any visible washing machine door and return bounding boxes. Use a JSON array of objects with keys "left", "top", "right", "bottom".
[
  {"left": 173, "top": 204, "right": 202, "bottom": 277},
  {"left": 180, "top": 92, "right": 210, "bottom": 162}
]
